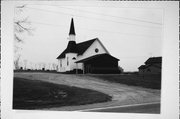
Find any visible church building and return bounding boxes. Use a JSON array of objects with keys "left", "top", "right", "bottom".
[{"left": 57, "top": 18, "right": 120, "bottom": 74}]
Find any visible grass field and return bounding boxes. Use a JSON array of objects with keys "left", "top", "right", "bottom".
[
  {"left": 13, "top": 77, "right": 112, "bottom": 109},
  {"left": 87, "top": 74, "right": 161, "bottom": 89}
]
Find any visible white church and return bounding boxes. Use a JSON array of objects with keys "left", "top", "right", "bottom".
[{"left": 57, "top": 18, "right": 120, "bottom": 74}]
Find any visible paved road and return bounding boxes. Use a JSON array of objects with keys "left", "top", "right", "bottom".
[{"left": 78, "top": 102, "right": 160, "bottom": 114}]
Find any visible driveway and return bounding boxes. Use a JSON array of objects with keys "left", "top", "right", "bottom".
[
  {"left": 77, "top": 102, "right": 160, "bottom": 113},
  {"left": 14, "top": 72, "right": 160, "bottom": 111}
]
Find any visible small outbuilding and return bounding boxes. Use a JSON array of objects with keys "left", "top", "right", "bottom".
[{"left": 138, "top": 57, "right": 162, "bottom": 74}]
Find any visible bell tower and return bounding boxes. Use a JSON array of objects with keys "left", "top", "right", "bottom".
[
  {"left": 66, "top": 18, "right": 77, "bottom": 53},
  {"left": 65, "top": 18, "right": 78, "bottom": 71}
]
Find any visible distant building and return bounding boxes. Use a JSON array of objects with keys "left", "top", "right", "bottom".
[
  {"left": 138, "top": 57, "right": 162, "bottom": 74},
  {"left": 57, "top": 18, "right": 120, "bottom": 74}
]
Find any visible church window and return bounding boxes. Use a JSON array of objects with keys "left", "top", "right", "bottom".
[
  {"left": 72, "top": 57, "right": 76, "bottom": 60},
  {"left": 95, "top": 48, "right": 99, "bottom": 53},
  {"left": 67, "top": 57, "right": 69, "bottom": 66},
  {"left": 60, "top": 60, "right": 62, "bottom": 67}
]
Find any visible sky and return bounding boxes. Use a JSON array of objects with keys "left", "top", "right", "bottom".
[{"left": 14, "top": 3, "right": 163, "bottom": 71}]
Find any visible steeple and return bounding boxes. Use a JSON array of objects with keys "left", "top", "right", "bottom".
[
  {"left": 66, "top": 18, "right": 77, "bottom": 53},
  {"left": 69, "top": 18, "right": 76, "bottom": 35}
]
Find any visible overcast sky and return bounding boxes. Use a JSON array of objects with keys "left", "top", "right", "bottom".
[{"left": 15, "top": 3, "right": 163, "bottom": 71}]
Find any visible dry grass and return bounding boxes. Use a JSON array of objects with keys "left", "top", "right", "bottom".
[
  {"left": 87, "top": 74, "right": 161, "bottom": 89},
  {"left": 13, "top": 77, "right": 112, "bottom": 109}
]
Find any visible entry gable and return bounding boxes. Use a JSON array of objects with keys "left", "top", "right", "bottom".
[{"left": 78, "top": 38, "right": 109, "bottom": 60}]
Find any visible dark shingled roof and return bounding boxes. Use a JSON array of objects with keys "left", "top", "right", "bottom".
[
  {"left": 75, "top": 53, "right": 119, "bottom": 63},
  {"left": 57, "top": 41, "right": 77, "bottom": 59},
  {"left": 76, "top": 38, "right": 96, "bottom": 55},
  {"left": 66, "top": 41, "right": 77, "bottom": 53},
  {"left": 57, "top": 38, "right": 97, "bottom": 59},
  {"left": 145, "top": 57, "right": 162, "bottom": 65},
  {"left": 138, "top": 65, "right": 147, "bottom": 69},
  {"left": 138, "top": 64, "right": 161, "bottom": 69}
]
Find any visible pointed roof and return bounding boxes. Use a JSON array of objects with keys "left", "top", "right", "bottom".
[
  {"left": 57, "top": 38, "right": 97, "bottom": 59},
  {"left": 69, "top": 18, "right": 75, "bottom": 35},
  {"left": 138, "top": 65, "right": 147, "bottom": 69},
  {"left": 76, "top": 38, "right": 96, "bottom": 55},
  {"left": 56, "top": 41, "right": 78, "bottom": 59},
  {"left": 138, "top": 64, "right": 161, "bottom": 69},
  {"left": 66, "top": 41, "right": 78, "bottom": 53},
  {"left": 57, "top": 38, "right": 110, "bottom": 59},
  {"left": 145, "top": 57, "right": 162, "bottom": 65}
]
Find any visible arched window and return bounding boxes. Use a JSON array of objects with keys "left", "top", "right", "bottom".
[
  {"left": 60, "top": 60, "right": 62, "bottom": 67},
  {"left": 67, "top": 57, "right": 69, "bottom": 66},
  {"left": 72, "top": 57, "right": 76, "bottom": 60}
]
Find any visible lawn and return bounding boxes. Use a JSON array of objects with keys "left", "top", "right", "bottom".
[
  {"left": 13, "top": 77, "right": 112, "bottom": 109},
  {"left": 87, "top": 74, "right": 161, "bottom": 89}
]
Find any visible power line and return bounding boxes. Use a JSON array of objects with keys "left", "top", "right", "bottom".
[
  {"left": 25, "top": 6, "right": 161, "bottom": 29},
  {"left": 120, "top": 56, "right": 150, "bottom": 58},
  {"left": 31, "top": 21, "right": 66, "bottom": 27},
  {"left": 31, "top": 21, "right": 159, "bottom": 38},
  {"left": 57, "top": 6, "right": 162, "bottom": 25},
  {"left": 22, "top": 4, "right": 162, "bottom": 25}
]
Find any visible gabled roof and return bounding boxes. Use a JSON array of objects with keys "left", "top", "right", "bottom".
[
  {"left": 57, "top": 38, "right": 97, "bottom": 59},
  {"left": 75, "top": 53, "right": 119, "bottom": 63},
  {"left": 138, "top": 65, "right": 147, "bottom": 69},
  {"left": 145, "top": 57, "right": 162, "bottom": 65},
  {"left": 138, "top": 63, "right": 161, "bottom": 70},
  {"left": 76, "top": 38, "right": 96, "bottom": 55}
]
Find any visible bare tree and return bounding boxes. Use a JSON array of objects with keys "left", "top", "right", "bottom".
[
  {"left": 34, "top": 63, "right": 37, "bottom": 70},
  {"left": 23, "top": 59, "right": 28, "bottom": 70},
  {"left": 14, "top": 54, "right": 21, "bottom": 70},
  {"left": 29, "top": 62, "right": 33, "bottom": 70},
  {"left": 14, "top": 5, "right": 34, "bottom": 70},
  {"left": 52, "top": 63, "right": 57, "bottom": 70},
  {"left": 48, "top": 63, "right": 51, "bottom": 70},
  {"left": 38, "top": 63, "right": 42, "bottom": 70},
  {"left": 42, "top": 63, "right": 46, "bottom": 70}
]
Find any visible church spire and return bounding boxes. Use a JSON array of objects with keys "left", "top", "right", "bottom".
[
  {"left": 69, "top": 18, "right": 76, "bottom": 35},
  {"left": 66, "top": 18, "right": 77, "bottom": 53}
]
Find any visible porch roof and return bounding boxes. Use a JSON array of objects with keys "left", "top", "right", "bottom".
[{"left": 75, "top": 53, "right": 119, "bottom": 63}]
